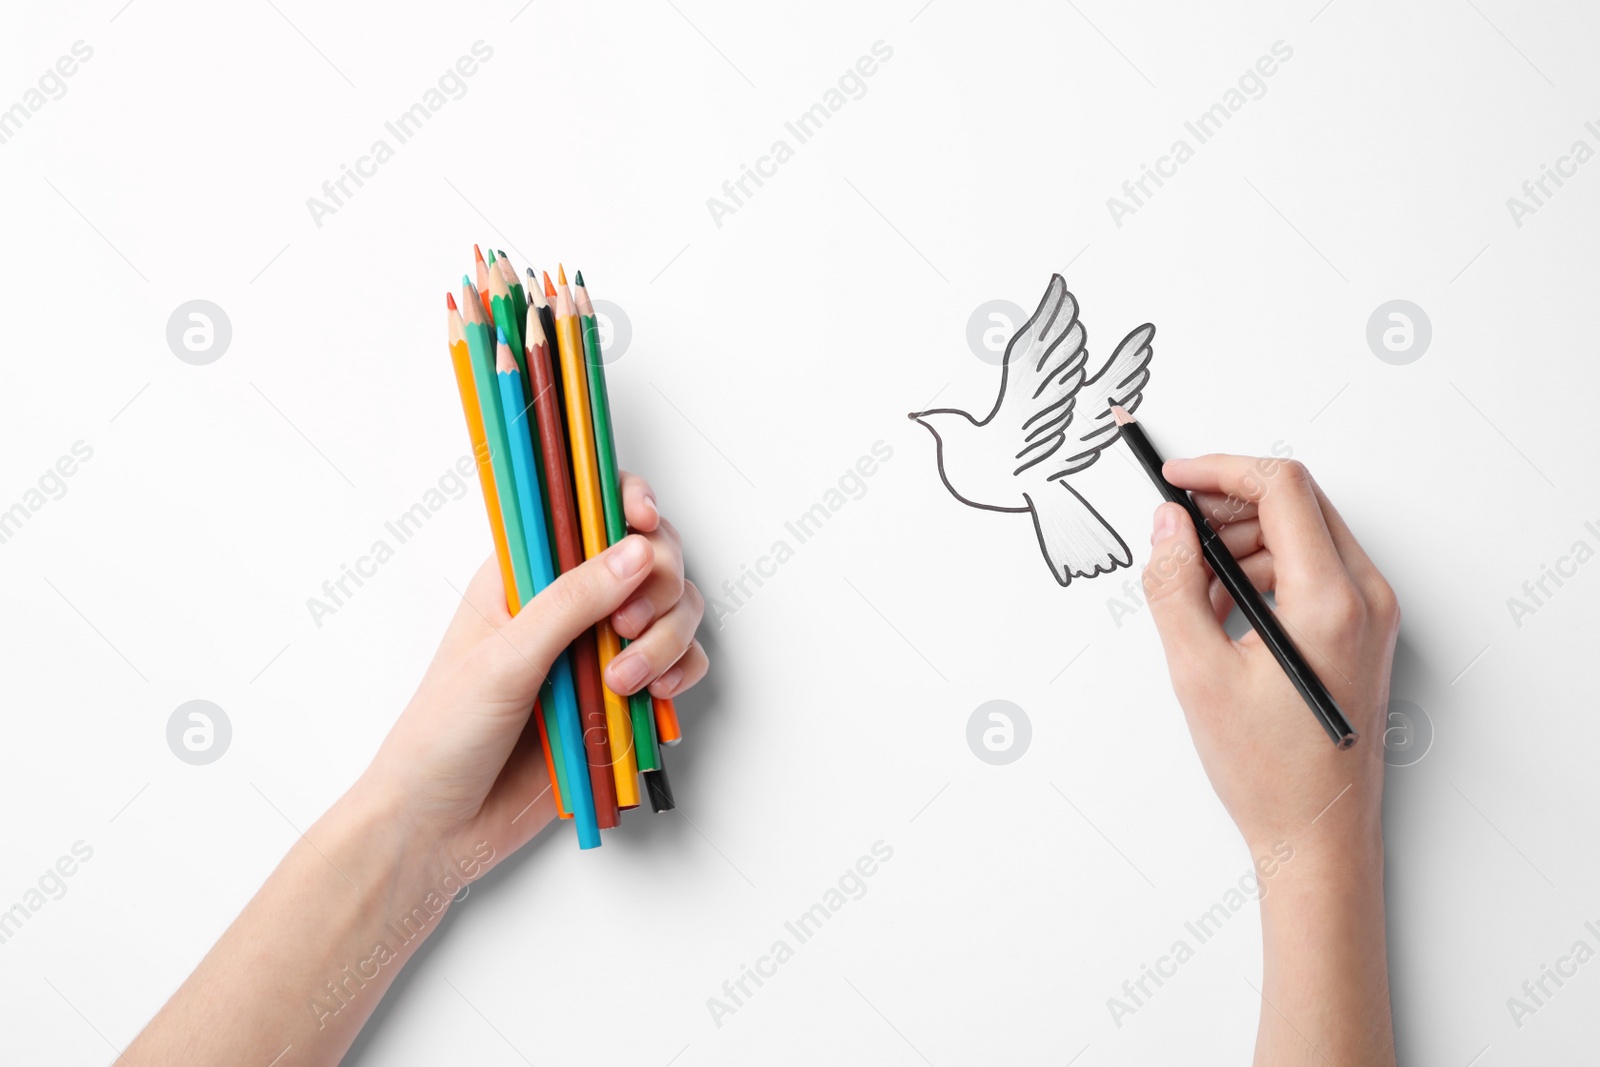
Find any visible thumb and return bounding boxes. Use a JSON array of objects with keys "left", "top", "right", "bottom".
[
  {"left": 486, "top": 535, "right": 654, "bottom": 686},
  {"left": 1143, "top": 502, "right": 1228, "bottom": 676}
]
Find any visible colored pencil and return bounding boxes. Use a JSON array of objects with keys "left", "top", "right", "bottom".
[
  {"left": 496, "top": 250, "right": 528, "bottom": 342},
  {"left": 554, "top": 270, "right": 641, "bottom": 808},
  {"left": 488, "top": 262, "right": 529, "bottom": 410},
  {"left": 489, "top": 270, "right": 568, "bottom": 823},
  {"left": 532, "top": 268, "right": 561, "bottom": 412},
  {"left": 490, "top": 281, "right": 571, "bottom": 827},
  {"left": 499, "top": 332, "right": 601, "bottom": 848},
  {"left": 568, "top": 274, "right": 682, "bottom": 748},
  {"left": 645, "top": 765, "right": 676, "bottom": 813},
  {"left": 461, "top": 279, "right": 534, "bottom": 603},
  {"left": 655, "top": 700, "right": 683, "bottom": 745},
  {"left": 448, "top": 293, "right": 518, "bottom": 616},
  {"left": 1112, "top": 406, "right": 1358, "bottom": 748},
  {"left": 575, "top": 272, "right": 664, "bottom": 780},
  {"left": 523, "top": 301, "right": 622, "bottom": 828},
  {"left": 488, "top": 320, "right": 571, "bottom": 825},
  {"left": 473, "top": 246, "right": 494, "bottom": 318},
  {"left": 462, "top": 279, "right": 571, "bottom": 820}
]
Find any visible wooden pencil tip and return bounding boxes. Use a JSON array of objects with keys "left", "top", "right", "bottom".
[
  {"left": 574, "top": 269, "right": 585, "bottom": 287},
  {"left": 542, "top": 272, "right": 556, "bottom": 298},
  {"left": 446, "top": 292, "right": 457, "bottom": 311},
  {"left": 1110, "top": 403, "right": 1134, "bottom": 426},
  {"left": 486, "top": 248, "right": 497, "bottom": 264},
  {"left": 557, "top": 263, "right": 567, "bottom": 285},
  {"left": 474, "top": 245, "right": 485, "bottom": 264},
  {"left": 461, "top": 274, "right": 473, "bottom": 289}
]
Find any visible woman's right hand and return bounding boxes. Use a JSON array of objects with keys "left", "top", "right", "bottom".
[{"left": 1140, "top": 454, "right": 1400, "bottom": 862}]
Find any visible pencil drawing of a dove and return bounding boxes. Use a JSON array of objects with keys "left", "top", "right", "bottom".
[{"left": 909, "top": 275, "right": 1155, "bottom": 587}]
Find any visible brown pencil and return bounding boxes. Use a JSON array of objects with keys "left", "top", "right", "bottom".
[
  {"left": 525, "top": 302, "right": 624, "bottom": 824},
  {"left": 529, "top": 269, "right": 563, "bottom": 417}
]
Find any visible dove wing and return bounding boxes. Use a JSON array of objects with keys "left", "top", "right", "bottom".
[
  {"left": 992, "top": 275, "right": 1089, "bottom": 477},
  {"left": 1046, "top": 321, "right": 1156, "bottom": 480}
]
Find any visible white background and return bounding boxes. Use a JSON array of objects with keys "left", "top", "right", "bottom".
[{"left": 2, "top": 0, "right": 1597, "bottom": 1063}]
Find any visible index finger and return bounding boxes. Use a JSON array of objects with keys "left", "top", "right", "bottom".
[
  {"left": 620, "top": 470, "right": 660, "bottom": 532},
  {"left": 1162, "top": 454, "right": 1349, "bottom": 601}
]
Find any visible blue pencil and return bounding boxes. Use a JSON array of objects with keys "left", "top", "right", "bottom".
[{"left": 497, "top": 330, "right": 600, "bottom": 850}]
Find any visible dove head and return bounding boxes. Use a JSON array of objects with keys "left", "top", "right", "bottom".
[{"left": 907, "top": 408, "right": 974, "bottom": 440}]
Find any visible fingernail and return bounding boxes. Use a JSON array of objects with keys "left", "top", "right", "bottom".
[
  {"left": 651, "top": 667, "right": 683, "bottom": 696},
  {"left": 608, "top": 653, "right": 649, "bottom": 692},
  {"left": 607, "top": 536, "right": 650, "bottom": 578},
  {"left": 614, "top": 599, "right": 654, "bottom": 636},
  {"left": 643, "top": 492, "right": 658, "bottom": 521},
  {"left": 1152, "top": 504, "right": 1179, "bottom": 542}
]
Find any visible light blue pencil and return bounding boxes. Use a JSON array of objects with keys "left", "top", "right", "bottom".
[{"left": 498, "top": 330, "right": 600, "bottom": 850}]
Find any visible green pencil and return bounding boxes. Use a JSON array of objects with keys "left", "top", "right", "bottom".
[
  {"left": 497, "top": 250, "right": 528, "bottom": 340},
  {"left": 487, "top": 258, "right": 528, "bottom": 403},
  {"left": 575, "top": 271, "right": 662, "bottom": 774},
  {"left": 461, "top": 277, "right": 534, "bottom": 601}
]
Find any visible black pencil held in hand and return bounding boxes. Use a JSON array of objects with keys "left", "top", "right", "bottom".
[{"left": 1112, "top": 405, "right": 1358, "bottom": 748}]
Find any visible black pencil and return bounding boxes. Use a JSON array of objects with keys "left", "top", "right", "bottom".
[
  {"left": 645, "top": 763, "right": 676, "bottom": 813},
  {"left": 1112, "top": 406, "right": 1357, "bottom": 749}
]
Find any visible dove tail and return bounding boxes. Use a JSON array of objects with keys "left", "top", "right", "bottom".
[{"left": 1023, "top": 480, "right": 1132, "bottom": 587}]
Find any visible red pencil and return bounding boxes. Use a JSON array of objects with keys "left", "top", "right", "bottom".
[
  {"left": 473, "top": 245, "right": 494, "bottom": 318},
  {"left": 525, "top": 302, "right": 624, "bottom": 824}
]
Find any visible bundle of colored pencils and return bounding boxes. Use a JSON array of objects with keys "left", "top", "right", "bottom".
[{"left": 447, "top": 246, "right": 683, "bottom": 850}]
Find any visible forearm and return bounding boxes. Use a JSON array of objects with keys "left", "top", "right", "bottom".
[
  {"left": 127, "top": 779, "right": 475, "bottom": 1066},
  {"left": 1254, "top": 840, "right": 1395, "bottom": 1067}
]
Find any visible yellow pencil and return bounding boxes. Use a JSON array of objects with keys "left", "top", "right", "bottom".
[{"left": 552, "top": 269, "right": 640, "bottom": 808}]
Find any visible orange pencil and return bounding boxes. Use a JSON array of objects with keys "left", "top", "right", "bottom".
[
  {"left": 655, "top": 697, "right": 682, "bottom": 745},
  {"left": 448, "top": 292, "right": 518, "bottom": 615},
  {"left": 552, "top": 269, "right": 641, "bottom": 808}
]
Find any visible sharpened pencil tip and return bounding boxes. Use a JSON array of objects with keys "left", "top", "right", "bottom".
[
  {"left": 557, "top": 263, "right": 567, "bottom": 285},
  {"left": 474, "top": 245, "right": 485, "bottom": 264},
  {"left": 574, "top": 270, "right": 585, "bottom": 287},
  {"left": 462, "top": 274, "right": 472, "bottom": 289},
  {"left": 1111, "top": 404, "right": 1134, "bottom": 426},
  {"left": 486, "top": 248, "right": 496, "bottom": 265},
  {"left": 542, "top": 272, "right": 556, "bottom": 298},
  {"left": 497, "top": 327, "right": 507, "bottom": 346},
  {"left": 446, "top": 292, "right": 457, "bottom": 311}
]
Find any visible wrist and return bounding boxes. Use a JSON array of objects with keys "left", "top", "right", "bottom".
[
  {"left": 325, "top": 776, "right": 451, "bottom": 918},
  {"left": 336, "top": 772, "right": 498, "bottom": 910},
  {"left": 1256, "top": 828, "right": 1384, "bottom": 917},
  {"left": 1252, "top": 831, "right": 1396, "bottom": 1067}
]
